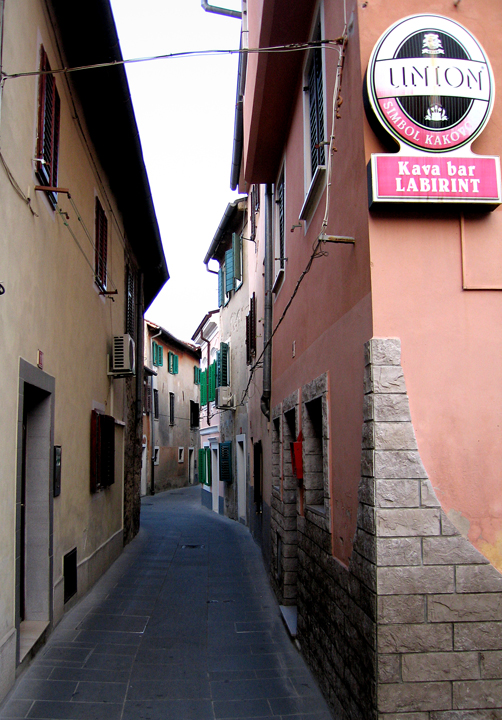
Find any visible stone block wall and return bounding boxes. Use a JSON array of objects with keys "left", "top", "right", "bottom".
[
  {"left": 295, "top": 338, "right": 502, "bottom": 719},
  {"left": 270, "top": 394, "right": 300, "bottom": 606}
]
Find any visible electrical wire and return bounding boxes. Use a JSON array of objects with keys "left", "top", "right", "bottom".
[
  {"left": 0, "top": 149, "right": 38, "bottom": 216},
  {"left": 0, "top": 39, "right": 346, "bottom": 84}
]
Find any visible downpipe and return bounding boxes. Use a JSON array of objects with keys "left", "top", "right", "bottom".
[{"left": 261, "top": 184, "right": 273, "bottom": 419}]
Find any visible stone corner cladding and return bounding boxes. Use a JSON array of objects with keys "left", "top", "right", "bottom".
[{"left": 357, "top": 337, "right": 502, "bottom": 717}]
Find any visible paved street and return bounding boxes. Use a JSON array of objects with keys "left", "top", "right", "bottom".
[{"left": 0, "top": 486, "right": 333, "bottom": 720}]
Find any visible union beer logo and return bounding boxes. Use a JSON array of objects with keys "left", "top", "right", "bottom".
[{"left": 366, "top": 14, "right": 494, "bottom": 152}]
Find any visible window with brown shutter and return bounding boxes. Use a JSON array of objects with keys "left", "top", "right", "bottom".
[
  {"left": 90, "top": 410, "right": 115, "bottom": 492},
  {"left": 246, "top": 293, "right": 257, "bottom": 365},
  {"left": 95, "top": 197, "right": 108, "bottom": 290},
  {"left": 36, "top": 46, "right": 61, "bottom": 209}
]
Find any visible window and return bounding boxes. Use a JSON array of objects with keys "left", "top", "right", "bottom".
[
  {"left": 153, "top": 389, "right": 159, "bottom": 420},
  {"left": 169, "top": 392, "right": 175, "bottom": 425},
  {"left": 90, "top": 410, "right": 115, "bottom": 492},
  {"left": 300, "top": 15, "right": 327, "bottom": 220},
  {"left": 246, "top": 293, "right": 257, "bottom": 365},
  {"left": 178, "top": 447, "right": 185, "bottom": 463},
  {"left": 301, "top": 372, "right": 330, "bottom": 518},
  {"left": 36, "top": 46, "right": 60, "bottom": 208},
  {"left": 168, "top": 351, "right": 179, "bottom": 374},
  {"left": 144, "top": 383, "right": 152, "bottom": 414},
  {"left": 190, "top": 400, "right": 199, "bottom": 429},
  {"left": 194, "top": 366, "right": 201, "bottom": 385},
  {"left": 218, "top": 233, "right": 243, "bottom": 307},
  {"left": 95, "top": 197, "right": 108, "bottom": 290},
  {"left": 152, "top": 341, "right": 163, "bottom": 367},
  {"left": 125, "top": 267, "right": 136, "bottom": 339},
  {"left": 307, "top": 17, "right": 325, "bottom": 180},
  {"left": 274, "top": 169, "right": 285, "bottom": 288},
  {"left": 250, "top": 185, "right": 260, "bottom": 240}
]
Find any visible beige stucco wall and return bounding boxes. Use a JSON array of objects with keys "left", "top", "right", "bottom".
[{"left": 0, "top": 0, "right": 138, "bottom": 695}]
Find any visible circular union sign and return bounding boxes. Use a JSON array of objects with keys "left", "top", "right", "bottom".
[{"left": 367, "top": 14, "right": 494, "bottom": 153}]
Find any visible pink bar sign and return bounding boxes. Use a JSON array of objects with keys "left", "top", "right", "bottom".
[{"left": 370, "top": 154, "right": 501, "bottom": 206}]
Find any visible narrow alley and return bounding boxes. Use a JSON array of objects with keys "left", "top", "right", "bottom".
[{"left": 0, "top": 487, "right": 333, "bottom": 720}]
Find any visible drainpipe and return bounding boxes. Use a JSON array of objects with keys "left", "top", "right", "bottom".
[
  {"left": 261, "top": 184, "right": 273, "bottom": 419},
  {"left": 135, "top": 272, "right": 144, "bottom": 425},
  {"left": 201, "top": 0, "right": 241, "bottom": 19},
  {"left": 150, "top": 327, "right": 162, "bottom": 495}
]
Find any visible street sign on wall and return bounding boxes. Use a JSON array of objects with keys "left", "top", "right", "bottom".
[{"left": 365, "top": 14, "right": 501, "bottom": 207}]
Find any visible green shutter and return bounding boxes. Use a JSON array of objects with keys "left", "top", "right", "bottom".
[
  {"left": 218, "top": 267, "right": 224, "bottom": 307},
  {"left": 158, "top": 345, "right": 163, "bottom": 367},
  {"left": 220, "top": 342, "right": 229, "bottom": 387},
  {"left": 233, "top": 233, "right": 241, "bottom": 282},
  {"left": 174, "top": 354, "right": 179, "bottom": 374},
  {"left": 225, "top": 248, "right": 234, "bottom": 293},
  {"left": 205, "top": 447, "right": 212, "bottom": 486},
  {"left": 198, "top": 448, "right": 206, "bottom": 484},
  {"left": 219, "top": 441, "right": 232, "bottom": 483},
  {"left": 152, "top": 342, "right": 157, "bottom": 366},
  {"left": 208, "top": 361, "right": 216, "bottom": 402},
  {"left": 194, "top": 366, "right": 200, "bottom": 384},
  {"left": 200, "top": 369, "right": 207, "bottom": 406}
]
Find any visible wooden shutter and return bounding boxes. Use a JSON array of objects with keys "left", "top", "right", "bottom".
[
  {"left": 225, "top": 248, "right": 234, "bottom": 293},
  {"left": 232, "top": 233, "right": 241, "bottom": 282},
  {"left": 194, "top": 366, "right": 200, "bottom": 384},
  {"left": 95, "top": 198, "right": 108, "bottom": 290},
  {"left": 308, "top": 37, "right": 325, "bottom": 178},
  {"left": 246, "top": 295, "right": 256, "bottom": 365},
  {"left": 219, "top": 441, "right": 232, "bottom": 483},
  {"left": 36, "top": 46, "right": 60, "bottom": 207},
  {"left": 158, "top": 346, "right": 163, "bottom": 367},
  {"left": 208, "top": 361, "right": 216, "bottom": 402},
  {"left": 153, "top": 389, "right": 159, "bottom": 419},
  {"left": 277, "top": 175, "right": 285, "bottom": 270},
  {"left": 205, "top": 447, "right": 212, "bottom": 485},
  {"left": 144, "top": 384, "right": 152, "bottom": 414},
  {"left": 218, "top": 267, "right": 225, "bottom": 307},
  {"left": 219, "top": 342, "right": 229, "bottom": 387},
  {"left": 90, "top": 410, "right": 115, "bottom": 492},
  {"left": 198, "top": 448, "right": 206, "bottom": 484},
  {"left": 125, "top": 267, "right": 136, "bottom": 338},
  {"left": 200, "top": 370, "right": 207, "bottom": 406},
  {"left": 173, "top": 354, "right": 178, "bottom": 374}
]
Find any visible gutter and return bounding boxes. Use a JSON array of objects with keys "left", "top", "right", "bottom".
[
  {"left": 201, "top": 0, "right": 241, "bottom": 20},
  {"left": 261, "top": 184, "right": 273, "bottom": 419},
  {"left": 203, "top": 197, "right": 247, "bottom": 266}
]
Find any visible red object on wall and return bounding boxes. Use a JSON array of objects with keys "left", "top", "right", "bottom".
[{"left": 290, "top": 431, "right": 303, "bottom": 481}]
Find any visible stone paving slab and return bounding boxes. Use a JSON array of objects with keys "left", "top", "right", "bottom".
[{"left": 0, "top": 486, "right": 333, "bottom": 720}]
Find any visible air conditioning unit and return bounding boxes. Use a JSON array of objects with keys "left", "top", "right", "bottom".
[
  {"left": 109, "top": 334, "right": 136, "bottom": 376},
  {"left": 215, "top": 385, "right": 233, "bottom": 409}
]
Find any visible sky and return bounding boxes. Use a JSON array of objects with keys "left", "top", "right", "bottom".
[{"left": 109, "top": 0, "right": 243, "bottom": 343}]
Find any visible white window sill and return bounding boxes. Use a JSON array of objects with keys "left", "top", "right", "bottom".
[
  {"left": 272, "top": 268, "right": 284, "bottom": 294},
  {"left": 299, "top": 165, "right": 326, "bottom": 221}
]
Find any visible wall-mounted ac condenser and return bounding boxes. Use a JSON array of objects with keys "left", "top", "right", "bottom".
[{"left": 110, "top": 334, "right": 136, "bottom": 375}]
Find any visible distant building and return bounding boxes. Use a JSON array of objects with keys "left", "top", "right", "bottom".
[
  {"left": 143, "top": 322, "right": 201, "bottom": 494},
  {"left": 0, "top": 0, "right": 168, "bottom": 701}
]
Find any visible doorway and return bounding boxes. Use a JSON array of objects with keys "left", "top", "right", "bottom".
[{"left": 17, "top": 360, "right": 55, "bottom": 664}]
